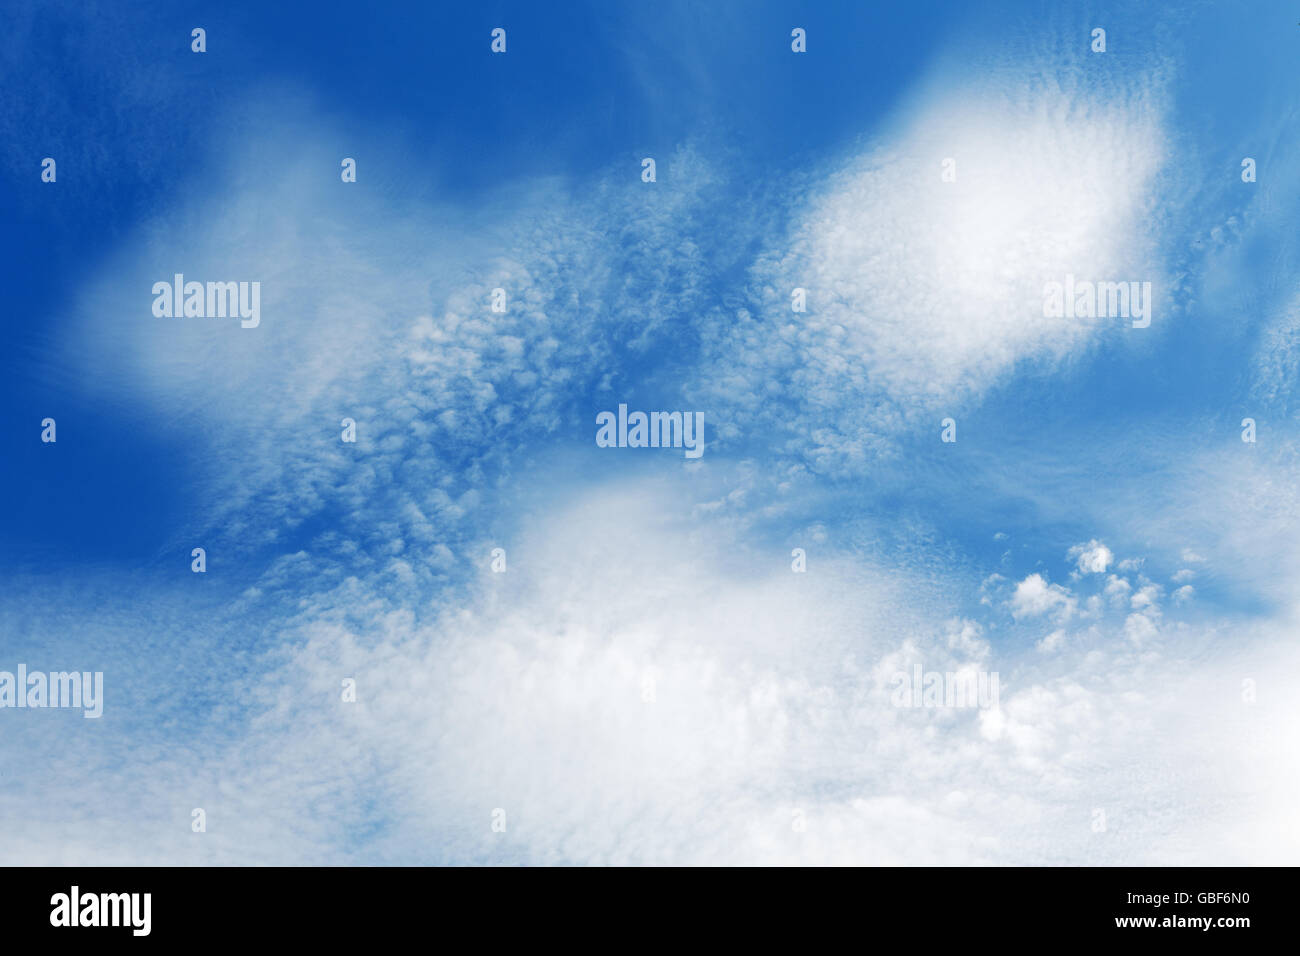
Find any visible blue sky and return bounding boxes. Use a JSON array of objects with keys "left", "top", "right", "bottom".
[{"left": 2, "top": 0, "right": 1299, "bottom": 864}]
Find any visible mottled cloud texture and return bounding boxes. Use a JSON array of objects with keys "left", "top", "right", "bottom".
[{"left": 2, "top": 6, "right": 1298, "bottom": 867}]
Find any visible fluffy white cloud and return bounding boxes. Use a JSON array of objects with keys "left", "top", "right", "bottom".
[
  {"left": 1010, "top": 573, "right": 1076, "bottom": 622},
  {"left": 1104, "top": 574, "right": 1132, "bottom": 605},
  {"left": 697, "top": 66, "right": 1169, "bottom": 472},
  {"left": 1131, "top": 583, "right": 1163, "bottom": 610},
  {"left": 1069, "top": 540, "right": 1113, "bottom": 575},
  {"left": 8, "top": 477, "right": 1293, "bottom": 865}
]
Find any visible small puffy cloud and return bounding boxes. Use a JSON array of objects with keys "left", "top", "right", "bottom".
[
  {"left": 1104, "top": 575, "right": 1132, "bottom": 607},
  {"left": 945, "top": 618, "right": 990, "bottom": 660},
  {"left": 1131, "top": 584, "right": 1163, "bottom": 611},
  {"left": 1173, "top": 585, "right": 1195, "bottom": 604},
  {"left": 1069, "top": 540, "right": 1113, "bottom": 574},
  {"left": 979, "top": 573, "right": 1008, "bottom": 607},
  {"left": 1037, "top": 629, "right": 1067, "bottom": 653},
  {"left": 1010, "top": 573, "right": 1076, "bottom": 621},
  {"left": 1172, "top": 568, "right": 1195, "bottom": 583}
]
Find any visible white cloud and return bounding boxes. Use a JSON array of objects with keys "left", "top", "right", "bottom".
[
  {"left": 1131, "top": 584, "right": 1163, "bottom": 611},
  {"left": 1010, "top": 573, "right": 1076, "bottom": 622},
  {"left": 1, "top": 478, "right": 1297, "bottom": 865},
  {"left": 1104, "top": 574, "right": 1132, "bottom": 605},
  {"left": 1069, "top": 540, "right": 1113, "bottom": 574},
  {"left": 1037, "top": 629, "right": 1067, "bottom": 653},
  {"left": 697, "top": 66, "right": 1170, "bottom": 471}
]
